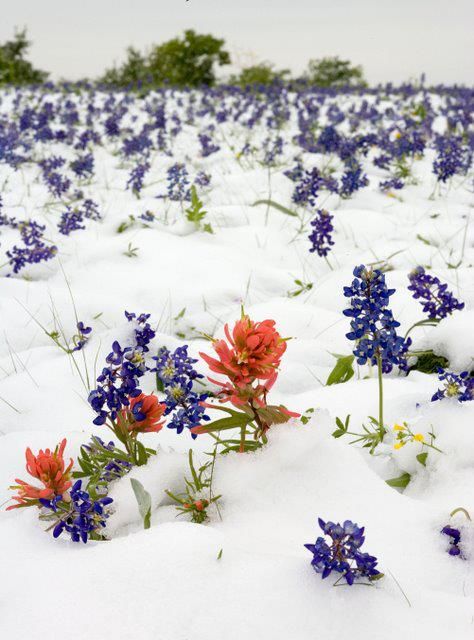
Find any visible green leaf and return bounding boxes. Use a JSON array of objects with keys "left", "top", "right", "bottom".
[
  {"left": 130, "top": 478, "right": 152, "bottom": 529},
  {"left": 416, "top": 452, "right": 428, "bottom": 467},
  {"left": 217, "top": 548, "right": 223, "bottom": 560},
  {"left": 200, "top": 413, "right": 252, "bottom": 433},
  {"left": 251, "top": 199, "right": 298, "bottom": 217},
  {"left": 385, "top": 472, "right": 411, "bottom": 489},
  {"left": 135, "top": 441, "right": 149, "bottom": 466},
  {"left": 326, "top": 354, "right": 355, "bottom": 386},
  {"left": 369, "top": 572, "right": 385, "bottom": 582}
]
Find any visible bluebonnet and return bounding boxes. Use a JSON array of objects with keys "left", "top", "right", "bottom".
[
  {"left": 194, "top": 171, "right": 211, "bottom": 188},
  {"left": 305, "top": 518, "right": 381, "bottom": 585},
  {"left": 88, "top": 312, "right": 156, "bottom": 425},
  {"left": 40, "top": 480, "right": 113, "bottom": 543},
  {"left": 122, "top": 132, "right": 152, "bottom": 158},
  {"left": 39, "top": 156, "right": 71, "bottom": 199},
  {"left": 379, "top": 177, "right": 404, "bottom": 191},
  {"left": 441, "top": 525, "right": 462, "bottom": 557},
  {"left": 433, "top": 135, "right": 471, "bottom": 183},
  {"left": 284, "top": 159, "right": 304, "bottom": 183},
  {"left": 125, "top": 311, "right": 155, "bottom": 353},
  {"left": 58, "top": 199, "right": 101, "bottom": 236},
  {"left": 127, "top": 161, "right": 150, "bottom": 195},
  {"left": 408, "top": 267, "right": 464, "bottom": 319},
  {"left": 198, "top": 133, "right": 220, "bottom": 157},
  {"left": 70, "top": 152, "right": 94, "bottom": 179},
  {"left": 292, "top": 167, "right": 337, "bottom": 209},
  {"left": 154, "top": 345, "right": 209, "bottom": 438},
  {"left": 6, "top": 220, "right": 57, "bottom": 274},
  {"left": 343, "top": 265, "right": 411, "bottom": 373},
  {"left": 431, "top": 369, "right": 473, "bottom": 403},
  {"left": 308, "top": 209, "right": 334, "bottom": 257},
  {"left": 72, "top": 321, "right": 92, "bottom": 352},
  {"left": 339, "top": 159, "right": 369, "bottom": 198},
  {"left": 58, "top": 208, "right": 85, "bottom": 235},
  {"left": 261, "top": 135, "right": 283, "bottom": 166},
  {"left": 164, "top": 163, "right": 191, "bottom": 201}
]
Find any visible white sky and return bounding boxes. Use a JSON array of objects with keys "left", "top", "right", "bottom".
[{"left": 1, "top": 0, "right": 473, "bottom": 84}]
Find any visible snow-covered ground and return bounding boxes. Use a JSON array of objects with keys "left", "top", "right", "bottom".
[{"left": 0, "top": 86, "right": 473, "bottom": 639}]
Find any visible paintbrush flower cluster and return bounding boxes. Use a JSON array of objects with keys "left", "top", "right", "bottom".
[{"left": 6, "top": 310, "right": 299, "bottom": 539}]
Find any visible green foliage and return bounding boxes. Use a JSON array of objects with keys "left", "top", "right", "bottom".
[
  {"left": 130, "top": 478, "right": 152, "bottom": 529},
  {"left": 252, "top": 199, "right": 298, "bottom": 217},
  {"left": 102, "top": 30, "right": 230, "bottom": 88},
  {"left": 411, "top": 351, "right": 449, "bottom": 374},
  {"left": 0, "top": 29, "right": 48, "bottom": 85},
  {"left": 326, "top": 354, "right": 355, "bottom": 386},
  {"left": 304, "top": 57, "right": 365, "bottom": 88},
  {"left": 386, "top": 472, "right": 411, "bottom": 489},
  {"left": 166, "top": 449, "right": 221, "bottom": 524},
  {"left": 332, "top": 414, "right": 385, "bottom": 454},
  {"left": 287, "top": 279, "right": 313, "bottom": 298},
  {"left": 185, "top": 186, "right": 213, "bottom": 233},
  {"left": 229, "top": 62, "right": 289, "bottom": 87}
]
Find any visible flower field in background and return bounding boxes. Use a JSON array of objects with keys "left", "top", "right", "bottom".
[{"left": 0, "top": 82, "right": 473, "bottom": 640}]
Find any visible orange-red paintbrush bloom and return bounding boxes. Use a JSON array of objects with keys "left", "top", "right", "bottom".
[
  {"left": 7, "top": 438, "right": 73, "bottom": 509},
  {"left": 122, "top": 392, "right": 166, "bottom": 434},
  {"left": 200, "top": 314, "right": 287, "bottom": 387}
]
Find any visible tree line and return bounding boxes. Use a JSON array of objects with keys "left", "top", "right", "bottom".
[{"left": 0, "top": 28, "right": 366, "bottom": 88}]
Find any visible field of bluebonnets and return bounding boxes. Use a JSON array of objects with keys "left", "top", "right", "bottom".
[{"left": 0, "top": 75, "right": 473, "bottom": 639}]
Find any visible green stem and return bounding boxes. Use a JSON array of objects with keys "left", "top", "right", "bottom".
[{"left": 376, "top": 354, "right": 384, "bottom": 437}]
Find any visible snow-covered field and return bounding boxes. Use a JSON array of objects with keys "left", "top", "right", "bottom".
[{"left": 0, "top": 85, "right": 473, "bottom": 639}]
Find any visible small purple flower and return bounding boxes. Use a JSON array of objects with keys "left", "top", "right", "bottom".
[
  {"left": 408, "top": 267, "right": 464, "bottom": 320},
  {"left": 441, "top": 525, "right": 462, "bottom": 557},
  {"left": 308, "top": 209, "right": 334, "bottom": 257},
  {"left": 305, "top": 518, "right": 381, "bottom": 585}
]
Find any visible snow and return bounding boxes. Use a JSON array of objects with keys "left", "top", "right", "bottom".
[{"left": 0, "top": 87, "right": 473, "bottom": 639}]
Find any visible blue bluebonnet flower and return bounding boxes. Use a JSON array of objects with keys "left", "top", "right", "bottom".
[
  {"left": 431, "top": 369, "right": 473, "bottom": 403},
  {"left": 125, "top": 311, "right": 155, "bottom": 352},
  {"left": 339, "top": 159, "right": 369, "bottom": 198},
  {"left": 154, "top": 345, "right": 209, "bottom": 437},
  {"left": 261, "top": 135, "right": 283, "bottom": 166},
  {"left": 72, "top": 322, "right": 92, "bottom": 352},
  {"left": 39, "top": 156, "right": 71, "bottom": 199},
  {"left": 343, "top": 265, "right": 411, "bottom": 373},
  {"left": 433, "top": 135, "right": 471, "bottom": 183},
  {"left": 441, "top": 525, "right": 462, "bottom": 557},
  {"left": 70, "top": 152, "right": 94, "bottom": 179},
  {"left": 198, "top": 133, "right": 220, "bottom": 157},
  {"left": 6, "top": 220, "right": 57, "bottom": 274},
  {"left": 308, "top": 209, "right": 334, "bottom": 257},
  {"left": 292, "top": 168, "right": 337, "bottom": 209},
  {"left": 40, "top": 480, "right": 113, "bottom": 543},
  {"left": 58, "top": 208, "right": 85, "bottom": 235},
  {"left": 305, "top": 518, "right": 381, "bottom": 585},
  {"left": 379, "top": 177, "right": 404, "bottom": 191},
  {"left": 88, "top": 312, "right": 155, "bottom": 425},
  {"left": 408, "top": 267, "right": 464, "bottom": 319},
  {"left": 194, "top": 171, "right": 211, "bottom": 188},
  {"left": 122, "top": 132, "right": 152, "bottom": 158},
  {"left": 58, "top": 199, "right": 101, "bottom": 236},
  {"left": 284, "top": 159, "right": 304, "bottom": 182},
  {"left": 163, "top": 163, "right": 191, "bottom": 201},
  {"left": 127, "top": 161, "right": 150, "bottom": 196}
]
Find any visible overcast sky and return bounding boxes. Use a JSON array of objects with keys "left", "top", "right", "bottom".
[{"left": 1, "top": 0, "right": 473, "bottom": 84}]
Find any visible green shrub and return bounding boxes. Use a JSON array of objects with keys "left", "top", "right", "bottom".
[
  {"left": 101, "top": 30, "right": 230, "bottom": 88},
  {"left": 229, "top": 62, "right": 290, "bottom": 87},
  {"left": 304, "top": 56, "right": 366, "bottom": 87},
  {"left": 0, "top": 29, "right": 48, "bottom": 85}
]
